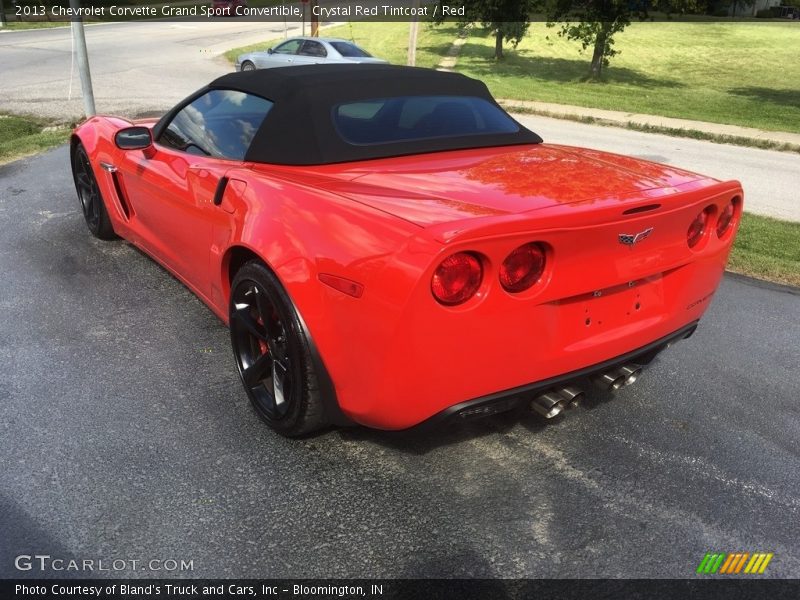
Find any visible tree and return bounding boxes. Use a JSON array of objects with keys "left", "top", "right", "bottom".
[
  {"left": 435, "top": 0, "right": 537, "bottom": 59},
  {"left": 729, "top": 0, "right": 755, "bottom": 17},
  {"left": 545, "top": 0, "right": 697, "bottom": 79}
]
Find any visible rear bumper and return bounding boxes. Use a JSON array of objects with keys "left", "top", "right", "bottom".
[
  {"left": 328, "top": 254, "right": 726, "bottom": 430},
  {"left": 419, "top": 320, "right": 698, "bottom": 428}
]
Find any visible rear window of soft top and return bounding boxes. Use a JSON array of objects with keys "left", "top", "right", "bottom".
[{"left": 333, "top": 95, "right": 520, "bottom": 146}]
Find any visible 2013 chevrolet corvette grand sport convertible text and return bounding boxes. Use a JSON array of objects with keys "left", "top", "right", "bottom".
[{"left": 70, "top": 64, "right": 743, "bottom": 436}]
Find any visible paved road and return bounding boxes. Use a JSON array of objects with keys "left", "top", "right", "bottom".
[
  {"left": 1, "top": 147, "right": 799, "bottom": 579},
  {"left": 0, "top": 20, "right": 296, "bottom": 120},
  {"left": 517, "top": 114, "right": 800, "bottom": 223}
]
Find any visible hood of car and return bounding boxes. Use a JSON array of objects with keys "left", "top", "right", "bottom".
[{"left": 301, "top": 144, "right": 716, "bottom": 227}]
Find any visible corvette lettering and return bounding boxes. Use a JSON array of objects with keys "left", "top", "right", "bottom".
[{"left": 686, "top": 292, "right": 715, "bottom": 310}]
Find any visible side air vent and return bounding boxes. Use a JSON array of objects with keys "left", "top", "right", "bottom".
[{"left": 111, "top": 172, "right": 133, "bottom": 219}]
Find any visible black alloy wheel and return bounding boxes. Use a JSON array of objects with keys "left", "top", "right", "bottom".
[
  {"left": 71, "top": 143, "right": 116, "bottom": 240},
  {"left": 229, "top": 261, "right": 326, "bottom": 436}
]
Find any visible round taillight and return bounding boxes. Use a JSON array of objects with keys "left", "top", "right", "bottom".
[
  {"left": 687, "top": 208, "right": 711, "bottom": 248},
  {"left": 431, "top": 252, "right": 482, "bottom": 306},
  {"left": 500, "top": 242, "right": 546, "bottom": 293},
  {"left": 716, "top": 201, "right": 736, "bottom": 238}
]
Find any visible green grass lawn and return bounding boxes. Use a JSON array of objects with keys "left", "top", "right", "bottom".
[
  {"left": 728, "top": 213, "right": 800, "bottom": 287},
  {"left": 456, "top": 22, "right": 800, "bottom": 134},
  {"left": 227, "top": 21, "right": 800, "bottom": 135},
  {"left": 0, "top": 114, "right": 71, "bottom": 165},
  {"left": 224, "top": 21, "right": 461, "bottom": 69}
]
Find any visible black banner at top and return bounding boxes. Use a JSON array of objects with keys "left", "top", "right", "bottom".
[
  {"left": 5, "top": 0, "right": 791, "bottom": 23},
  {"left": 3, "top": 0, "right": 458, "bottom": 23}
]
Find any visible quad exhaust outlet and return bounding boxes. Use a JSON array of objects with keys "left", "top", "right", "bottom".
[
  {"left": 591, "top": 364, "right": 642, "bottom": 391},
  {"left": 531, "top": 364, "right": 643, "bottom": 419},
  {"left": 531, "top": 386, "right": 584, "bottom": 419}
]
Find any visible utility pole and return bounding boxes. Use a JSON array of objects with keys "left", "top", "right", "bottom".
[
  {"left": 407, "top": 0, "right": 420, "bottom": 66},
  {"left": 0, "top": 0, "right": 7, "bottom": 28},
  {"left": 310, "top": 0, "right": 319, "bottom": 37},
  {"left": 69, "top": 0, "right": 96, "bottom": 116}
]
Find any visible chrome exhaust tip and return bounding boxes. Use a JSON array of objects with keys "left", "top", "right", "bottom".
[
  {"left": 559, "top": 386, "right": 585, "bottom": 409},
  {"left": 617, "top": 365, "right": 642, "bottom": 387},
  {"left": 531, "top": 391, "right": 566, "bottom": 419},
  {"left": 591, "top": 371, "right": 627, "bottom": 391},
  {"left": 591, "top": 364, "right": 643, "bottom": 391},
  {"left": 531, "top": 387, "right": 585, "bottom": 418}
]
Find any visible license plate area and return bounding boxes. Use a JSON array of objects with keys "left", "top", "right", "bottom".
[{"left": 554, "top": 274, "right": 666, "bottom": 346}]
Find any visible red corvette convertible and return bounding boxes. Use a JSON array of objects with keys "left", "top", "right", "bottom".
[{"left": 70, "top": 64, "right": 742, "bottom": 436}]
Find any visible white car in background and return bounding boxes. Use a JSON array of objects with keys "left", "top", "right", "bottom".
[{"left": 236, "top": 37, "right": 389, "bottom": 71}]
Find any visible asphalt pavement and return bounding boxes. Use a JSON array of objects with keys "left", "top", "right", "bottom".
[
  {"left": 1, "top": 146, "right": 799, "bottom": 578},
  {"left": 0, "top": 20, "right": 298, "bottom": 120}
]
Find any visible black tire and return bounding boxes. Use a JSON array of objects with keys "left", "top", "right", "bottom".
[
  {"left": 241, "top": 61, "right": 256, "bottom": 72},
  {"left": 229, "top": 260, "right": 327, "bottom": 436},
  {"left": 70, "top": 143, "right": 117, "bottom": 240}
]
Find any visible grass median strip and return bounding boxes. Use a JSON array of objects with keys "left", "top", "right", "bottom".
[
  {"left": 1, "top": 21, "right": 70, "bottom": 30},
  {"left": 0, "top": 114, "right": 72, "bottom": 165},
  {"left": 728, "top": 213, "right": 800, "bottom": 288},
  {"left": 502, "top": 105, "right": 800, "bottom": 154}
]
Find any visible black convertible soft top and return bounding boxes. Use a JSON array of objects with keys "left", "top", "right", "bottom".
[{"left": 203, "top": 64, "right": 542, "bottom": 165}]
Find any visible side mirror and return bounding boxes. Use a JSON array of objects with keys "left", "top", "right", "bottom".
[
  {"left": 267, "top": 48, "right": 274, "bottom": 55},
  {"left": 115, "top": 126, "right": 153, "bottom": 151}
]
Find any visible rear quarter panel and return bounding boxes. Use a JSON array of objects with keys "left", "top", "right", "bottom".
[{"left": 213, "top": 167, "right": 429, "bottom": 418}]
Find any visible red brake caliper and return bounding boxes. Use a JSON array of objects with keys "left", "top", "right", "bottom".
[{"left": 255, "top": 313, "right": 269, "bottom": 356}]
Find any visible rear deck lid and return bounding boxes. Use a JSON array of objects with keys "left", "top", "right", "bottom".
[{"left": 293, "top": 144, "right": 717, "bottom": 227}]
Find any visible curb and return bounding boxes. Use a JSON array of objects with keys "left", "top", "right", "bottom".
[{"left": 724, "top": 271, "right": 800, "bottom": 295}]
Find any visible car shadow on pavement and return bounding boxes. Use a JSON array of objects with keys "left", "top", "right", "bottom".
[
  {"left": 333, "top": 403, "right": 548, "bottom": 455},
  {"left": 330, "top": 377, "right": 630, "bottom": 454},
  {"left": 0, "top": 494, "right": 79, "bottom": 579}
]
